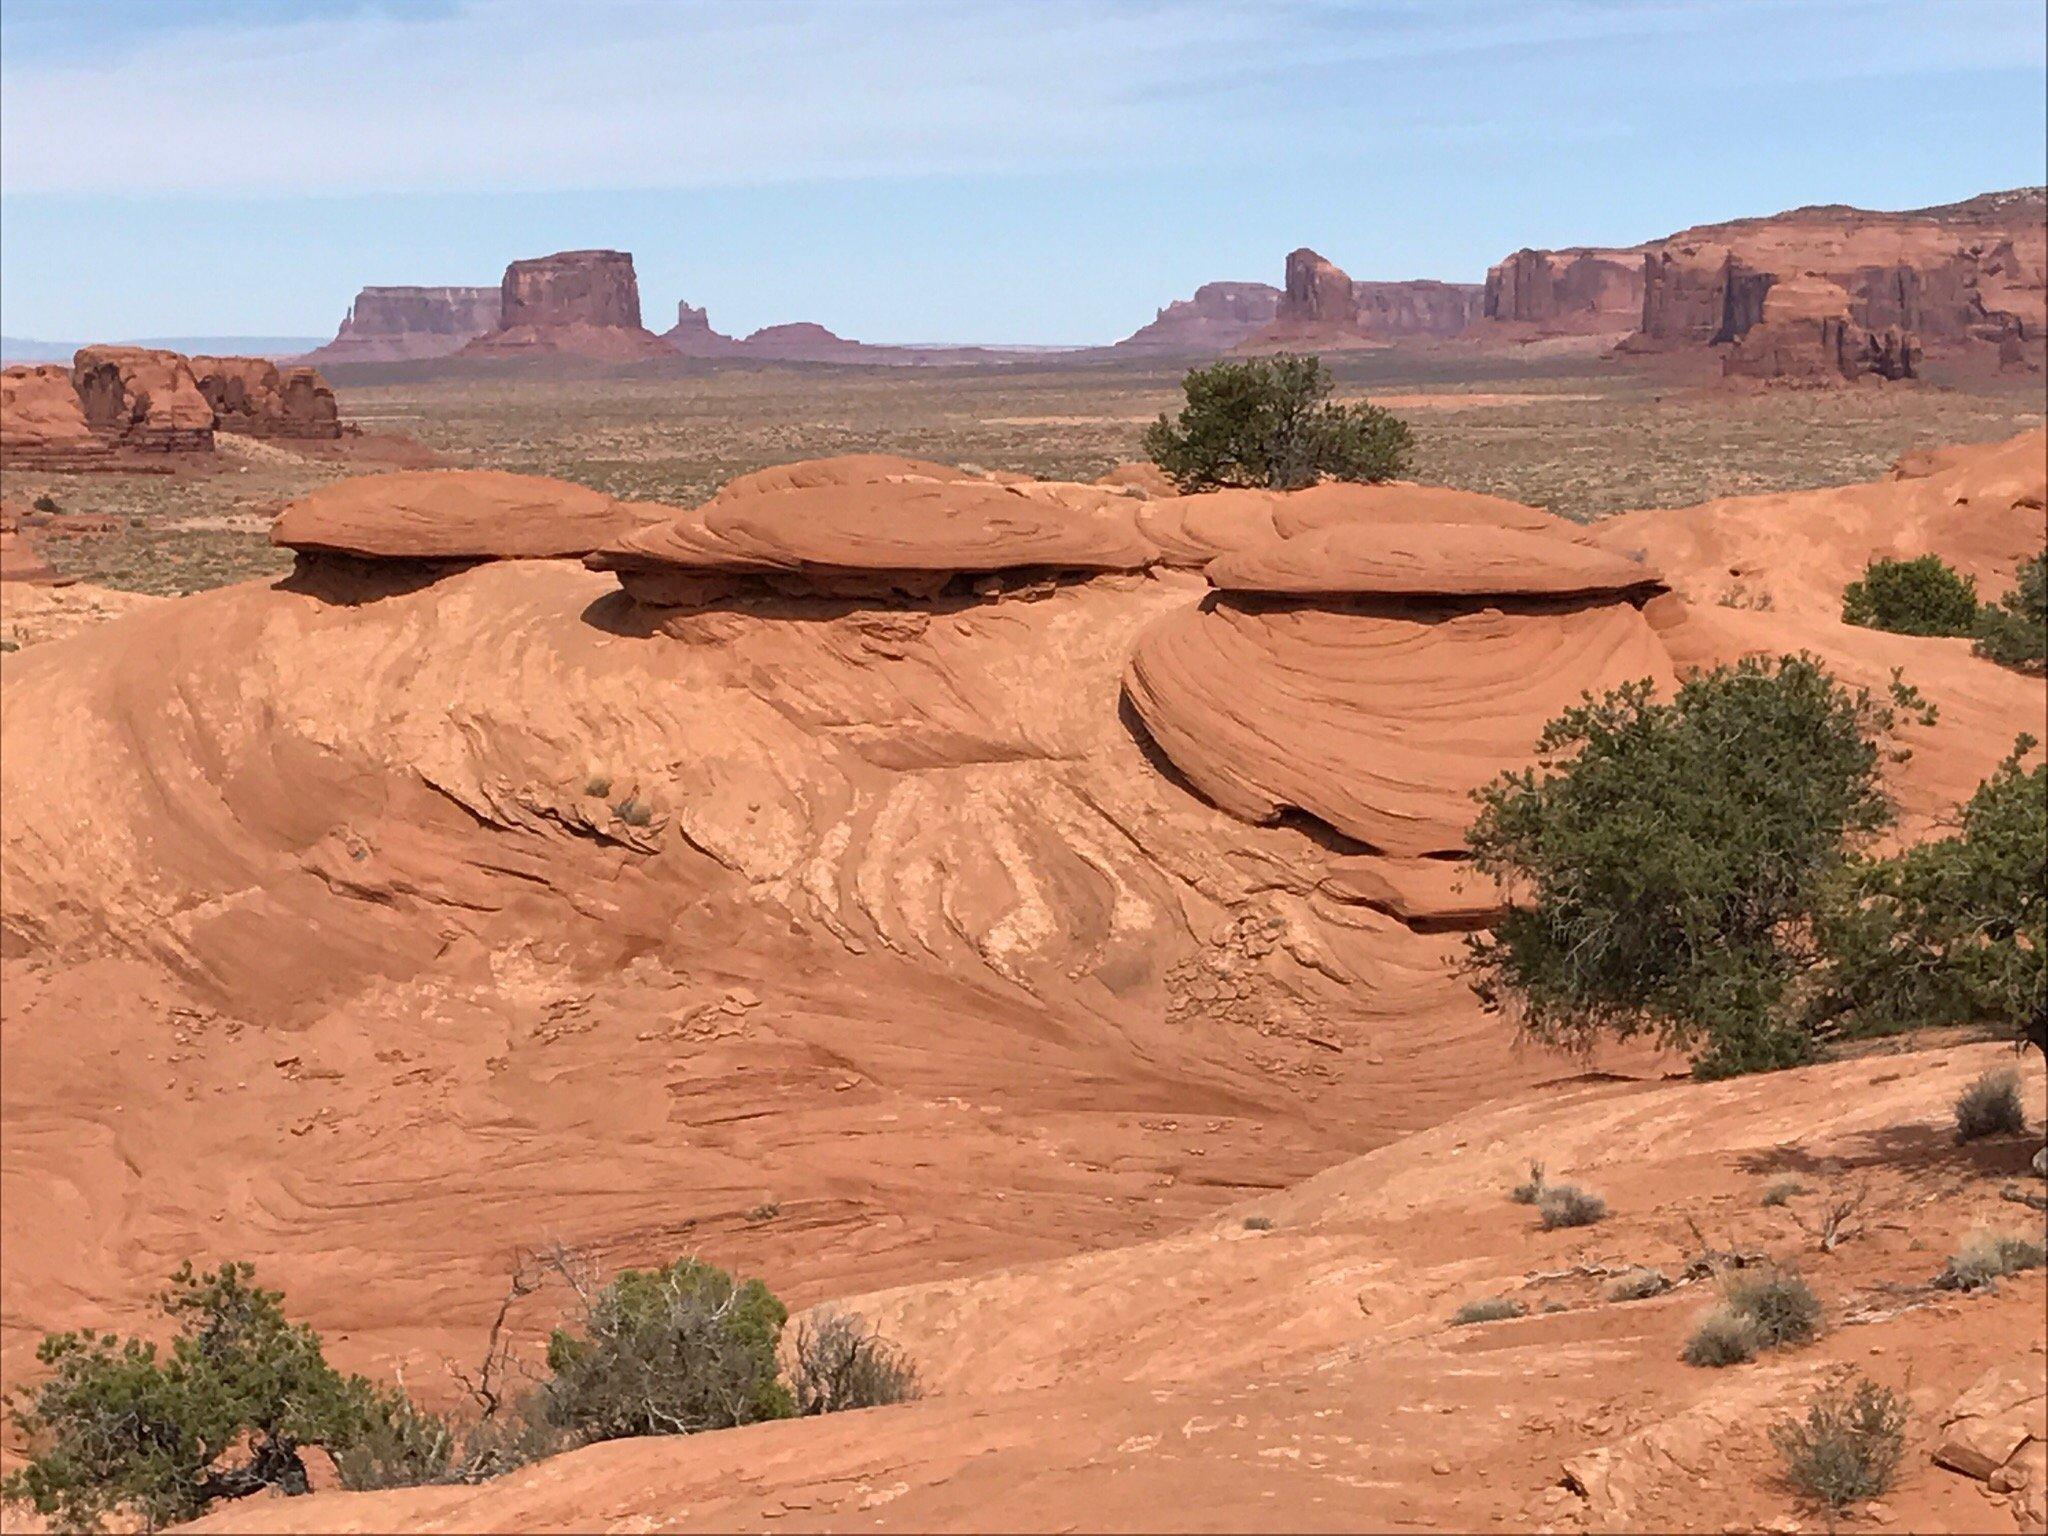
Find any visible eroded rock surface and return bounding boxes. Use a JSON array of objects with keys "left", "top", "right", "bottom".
[
  {"left": 462, "top": 249, "right": 675, "bottom": 361},
  {"left": 305, "top": 286, "right": 502, "bottom": 364}
]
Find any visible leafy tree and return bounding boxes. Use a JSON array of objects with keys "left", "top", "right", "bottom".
[
  {"left": 540, "top": 1258, "right": 793, "bottom": 1440},
  {"left": 2, "top": 1263, "right": 378, "bottom": 1532},
  {"left": 1972, "top": 549, "right": 2046, "bottom": 673},
  {"left": 1465, "top": 655, "right": 1919, "bottom": 1078},
  {"left": 1142, "top": 354, "right": 1412, "bottom": 491},
  {"left": 1816, "top": 738, "right": 2046, "bottom": 1050},
  {"left": 1840, "top": 554, "right": 1979, "bottom": 636}
]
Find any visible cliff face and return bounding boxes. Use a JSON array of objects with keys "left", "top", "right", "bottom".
[
  {"left": 1237, "top": 249, "right": 1481, "bottom": 351},
  {"left": 1113, "top": 283, "right": 1282, "bottom": 354},
  {"left": 1720, "top": 274, "right": 1919, "bottom": 384},
  {"left": 1481, "top": 248, "right": 1646, "bottom": 333},
  {"left": 189, "top": 356, "right": 343, "bottom": 439},
  {"left": 70, "top": 347, "right": 215, "bottom": 453},
  {"left": 461, "top": 250, "right": 675, "bottom": 361},
  {"left": 1634, "top": 191, "right": 2046, "bottom": 358},
  {"left": 306, "top": 286, "right": 500, "bottom": 364}
]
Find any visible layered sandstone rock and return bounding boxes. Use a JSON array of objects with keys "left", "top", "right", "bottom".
[
  {"left": 1631, "top": 188, "right": 2045, "bottom": 359},
  {"left": 462, "top": 250, "right": 674, "bottom": 361},
  {"left": 1203, "top": 522, "right": 1664, "bottom": 599},
  {"left": 1113, "top": 282, "right": 1282, "bottom": 354},
  {"left": 0, "top": 503, "right": 65, "bottom": 585},
  {"left": 1481, "top": 247, "right": 1647, "bottom": 333},
  {"left": 591, "top": 473, "right": 1153, "bottom": 605},
  {"left": 1134, "top": 481, "right": 1572, "bottom": 568},
  {"left": 1721, "top": 274, "right": 1920, "bottom": 383},
  {"left": 0, "top": 365, "right": 110, "bottom": 470},
  {"left": 190, "top": 356, "right": 343, "bottom": 439},
  {"left": 662, "top": 302, "right": 745, "bottom": 358},
  {"left": 271, "top": 469, "right": 655, "bottom": 570},
  {"left": 1241, "top": 249, "right": 1482, "bottom": 350},
  {"left": 305, "top": 286, "right": 501, "bottom": 364},
  {"left": 70, "top": 346, "right": 214, "bottom": 452}
]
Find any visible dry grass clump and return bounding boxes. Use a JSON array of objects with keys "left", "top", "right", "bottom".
[
  {"left": 1760, "top": 1177, "right": 1809, "bottom": 1208},
  {"left": 1771, "top": 1377, "right": 1907, "bottom": 1511},
  {"left": 1953, "top": 1068, "right": 2027, "bottom": 1142},
  {"left": 1538, "top": 1184, "right": 1607, "bottom": 1230},
  {"left": 1933, "top": 1229, "right": 2046, "bottom": 1293},
  {"left": 1507, "top": 1161, "right": 1547, "bottom": 1205},
  {"left": 1451, "top": 1297, "right": 1527, "bottom": 1326},
  {"left": 1684, "top": 1268, "right": 1821, "bottom": 1367}
]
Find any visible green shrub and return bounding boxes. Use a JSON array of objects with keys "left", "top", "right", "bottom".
[
  {"left": 1537, "top": 1185, "right": 1607, "bottom": 1230},
  {"left": 1933, "top": 1230, "right": 2046, "bottom": 1292},
  {"left": 1954, "top": 1068, "right": 2029, "bottom": 1142},
  {"left": 1972, "top": 550, "right": 2047, "bottom": 673},
  {"left": 1817, "top": 741, "right": 2046, "bottom": 1051},
  {"left": 1761, "top": 1177, "right": 1809, "bottom": 1208},
  {"left": 1451, "top": 1297, "right": 1528, "bottom": 1326},
  {"left": 1682, "top": 1307, "right": 1763, "bottom": 1367},
  {"left": 787, "top": 1310, "right": 921, "bottom": 1416},
  {"left": 1, "top": 1263, "right": 383, "bottom": 1532},
  {"left": 540, "top": 1258, "right": 794, "bottom": 1440},
  {"left": 1605, "top": 1267, "right": 1671, "bottom": 1302},
  {"left": 1142, "top": 354, "right": 1412, "bottom": 492},
  {"left": 1727, "top": 1269, "right": 1823, "bottom": 1349},
  {"left": 1507, "top": 1161, "right": 1547, "bottom": 1205},
  {"left": 1841, "top": 555, "right": 1979, "bottom": 636},
  {"left": 1771, "top": 1377, "right": 1907, "bottom": 1510},
  {"left": 1466, "top": 655, "right": 1909, "bottom": 1078}
]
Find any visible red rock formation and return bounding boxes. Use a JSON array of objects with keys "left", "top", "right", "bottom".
[
  {"left": 271, "top": 469, "right": 656, "bottom": 568},
  {"left": 1112, "top": 282, "right": 1282, "bottom": 354},
  {"left": 1280, "top": 248, "right": 1361, "bottom": 328},
  {"left": 1237, "top": 250, "right": 1482, "bottom": 351},
  {"left": 0, "top": 502, "right": 69, "bottom": 585},
  {"left": 461, "top": 250, "right": 674, "bottom": 361},
  {"left": 1481, "top": 247, "right": 1647, "bottom": 333},
  {"left": 1350, "top": 280, "right": 1484, "bottom": 337},
  {"left": 0, "top": 365, "right": 111, "bottom": 470},
  {"left": 662, "top": 302, "right": 745, "bottom": 358},
  {"left": 734, "top": 322, "right": 877, "bottom": 362},
  {"left": 69, "top": 347, "right": 214, "bottom": 453},
  {"left": 1721, "top": 274, "right": 1920, "bottom": 384},
  {"left": 190, "top": 357, "right": 343, "bottom": 439},
  {"left": 304, "top": 286, "right": 501, "bottom": 364},
  {"left": 1631, "top": 189, "right": 2045, "bottom": 359}
]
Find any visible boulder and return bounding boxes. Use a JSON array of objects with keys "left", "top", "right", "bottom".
[
  {"left": 190, "top": 356, "right": 343, "bottom": 439},
  {"left": 304, "top": 286, "right": 501, "bottom": 364},
  {"left": 461, "top": 250, "right": 674, "bottom": 361},
  {"left": 70, "top": 346, "right": 213, "bottom": 452},
  {"left": 0, "top": 365, "right": 110, "bottom": 469}
]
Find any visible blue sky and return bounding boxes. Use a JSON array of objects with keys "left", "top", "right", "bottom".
[{"left": 4, "top": 0, "right": 2044, "bottom": 345}]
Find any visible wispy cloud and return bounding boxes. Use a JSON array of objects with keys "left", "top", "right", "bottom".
[{"left": 6, "top": 0, "right": 2038, "bottom": 197}]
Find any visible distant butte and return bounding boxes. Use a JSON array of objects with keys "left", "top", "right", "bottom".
[
  {"left": 304, "top": 286, "right": 501, "bottom": 364},
  {"left": 460, "top": 249, "right": 675, "bottom": 362}
]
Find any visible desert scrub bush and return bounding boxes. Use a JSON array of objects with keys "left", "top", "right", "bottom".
[
  {"left": 583, "top": 774, "right": 612, "bottom": 797},
  {"left": 1761, "top": 1177, "right": 1810, "bottom": 1207},
  {"left": 1507, "top": 1161, "right": 1547, "bottom": 1205},
  {"left": 1143, "top": 354, "right": 1412, "bottom": 491},
  {"left": 1841, "top": 554, "right": 1979, "bottom": 637},
  {"left": 1817, "top": 740, "right": 2046, "bottom": 1051},
  {"left": 539, "top": 1257, "right": 795, "bottom": 1440},
  {"left": 1537, "top": 1184, "right": 1608, "bottom": 1230},
  {"left": 1451, "top": 1297, "right": 1528, "bottom": 1326},
  {"left": 1933, "top": 1229, "right": 2047, "bottom": 1292},
  {"left": 1605, "top": 1267, "right": 1671, "bottom": 1302},
  {"left": 1771, "top": 1377, "right": 1907, "bottom": 1511},
  {"left": 1466, "top": 656, "right": 1916, "bottom": 1080},
  {"left": 1954, "top": 1067, "right": 2029, "bottom": 1142},
  {"left": 1972, "top": 549, "right": 2046, "bottom": 673},
  {"left": 1726, "top": 1269, "right": 1823, "bottom": 1349},
  {"left": 612, "top": 795, "right": 653, "bottom": 827},
  {"left": 0, "top": 1262, "right": 387, "bottom": 1531},
  {"left": 1241, "top": 1214, "right": 1275, "bottom": 1231},
  {"left": 788, "top": 1310, "right": 921, "bottom": 1416},
  {"left": 1682, "top": 1307, "right": 1763, "bottom": 1367}
]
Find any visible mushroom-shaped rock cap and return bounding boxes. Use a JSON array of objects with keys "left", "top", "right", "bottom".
[
  {"left": 598, "top": 478, "right": 1155, "bottom": 577},
  {"left": 272, "top": 470, "right": 651, "bottom": 560},
  {"left": 708, "top": 453, "right": 974, "bottom": 503},
  {"left": 1206, "top": 523, "right": 1664, "bottom": 599},
  {"left": 1136, "top": 481, "right": 1568, "bottom": 567}
]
